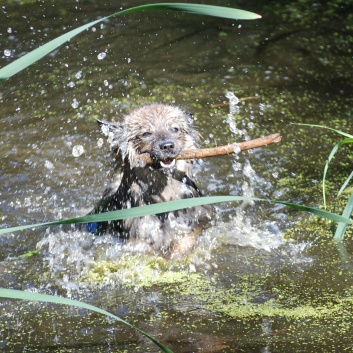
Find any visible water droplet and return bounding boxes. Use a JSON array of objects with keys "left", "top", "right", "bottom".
[
  {"left": 232, "top": 143, "right": 241, "bottom": 154},
  {"left": 75, "top": 70, "right": 82, "bottom": 79},
  {"left": 127, "top": 57, "right": 131, "bottom": 63},
  {"left": 243, "top": 161, "right": 256, "bottom": 180},
  {"left": 97, "top": 138, "right": 104, "bottom": 147},
  {"left": 45, "top": 160, "right": 54, "bottom": 169},
  {"left": 226, "top": 92, "right": 235, "bottom": 100},
  {"left": 101, "top": 125, "right": 110, "bottom": 135},
  {"left": 189, "top": 264, "right": 196, "bottom": 272},
  {"left": 97, "top": 52, "right": 106, "bottom": 60},
  {"left": 72, "top": 145, "right": 84, "bottom": 157},
  {"left": 7, "top": 27, "right": 12, "bottom": 34},
  {"left": 232, "top": 161, "right": 242, "bottom": 171},
  {"left": 4, "top": 49, "right": 11, "bottom": 57},
  {"left": 71, "top": 98, "right": 79, "bottom": 109},
  {"left": 226, "top": 92, "right": 240, "bottom": 115},
  {"left": 104, "top": 79, "right": 109, "bottom": 86},
  {"left": 67, "top": 81, "right": 75, "bottom": 88}
]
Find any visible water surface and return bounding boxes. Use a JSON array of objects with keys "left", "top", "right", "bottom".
[{"left": 1, "top": 1, "right": 353, "bottom": 352}]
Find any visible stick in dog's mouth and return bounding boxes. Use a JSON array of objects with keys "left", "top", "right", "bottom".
[{"left": 137, "top": 133, "right": 282, "bottom": 167}]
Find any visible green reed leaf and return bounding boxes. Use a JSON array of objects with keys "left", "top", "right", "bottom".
[
  {"left": 293, "top": 123, "right": 353, "bottom": 139},
  {"left": 293, "top": 123, "right": 353, "bottom": 209},
  {"left": 334, "top": 193, "right": 353, "bottom": 241},
  {"left": 337, "top": 171, "right": 353, "bottom": 199},
  {"left": 322, "top": 138, "right": 353, "bottom": 208},
  {"left": 0, "top": 288, "right": 173, "bottom": 353},
  {"left": 1, "top": 196, "right": 352, "bottom": 236},
  {"left": 0, "top": 4, "right": 260, "bottom": 81}
]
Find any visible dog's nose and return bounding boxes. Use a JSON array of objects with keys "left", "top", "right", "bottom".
[{"left": 159, "top": 140, "right": 175, "bottom": 152}]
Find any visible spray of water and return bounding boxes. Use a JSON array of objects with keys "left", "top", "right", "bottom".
[{"left": 223, "top": 92, "right": 283, "bottom": 250}]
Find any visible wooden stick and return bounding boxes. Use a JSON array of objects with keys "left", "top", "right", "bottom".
[{"left": 137, "top": 133, "right": 282, "bottom": 164}]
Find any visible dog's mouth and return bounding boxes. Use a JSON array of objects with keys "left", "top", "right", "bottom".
[{"left": 159, "top": 158, "right": 176, "bottom": 169}]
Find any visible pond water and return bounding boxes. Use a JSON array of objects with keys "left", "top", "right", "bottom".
[{"left": 1, "top": 0, "right": 353, "bottom": 352}]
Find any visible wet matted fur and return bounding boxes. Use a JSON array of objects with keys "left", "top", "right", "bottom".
[{"left": 88, "top": 104, "right": 213, "bottom": 255}]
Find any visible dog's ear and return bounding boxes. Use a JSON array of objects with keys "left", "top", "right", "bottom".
[
  {"left": 96, "top": 119, "right": 121, "bottom": 131},
  {"left": 96, "top": 119, "right": 123, "bottom": 139}
]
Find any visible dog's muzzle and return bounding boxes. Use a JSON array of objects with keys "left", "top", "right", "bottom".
[{"left": 151, "top": 139, "right": 180, "bottom": 169}]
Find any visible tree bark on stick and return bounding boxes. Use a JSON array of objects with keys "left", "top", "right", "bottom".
[{"left": 137, "top": 133, "right": 282, "bottom": 164}]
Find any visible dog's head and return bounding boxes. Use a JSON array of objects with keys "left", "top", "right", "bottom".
[{"left": 101, "top": 104, "right": 199, "bottom": 170}]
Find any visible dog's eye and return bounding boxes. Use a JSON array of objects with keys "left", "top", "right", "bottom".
[
  {"left": 141, "top": 132, "right": 152, "bottom": 138},
  {"left": 171, "top": 125, "right": 179, "bottom": 133}
]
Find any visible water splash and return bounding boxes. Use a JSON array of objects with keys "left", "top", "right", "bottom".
[
  {"left": 44, "top": 160, "right": 54, "bottom": 170},
  {"left": 225, "top": 91, "right": 239, "bottom": 114},
  {"left": 72, "top": 145, "right": 85, "bottom": 157},
  {"left": 97, "top": 138, "right": 104, "bottom": 148},
  {"left": 71, "top": 98, "right": 79, "bottom": 109},
  {"left": 97, "top": 52, "right": 107, "bottom": 60},
  {"left": 100, "top": 124, "right": 116, "bottom": 148},
  {"left": 75, "top": 70, "right": 82, "bottom": 79},
  {"left": 225, "top": 92, "right": 284, "bottom": 250},
  {"left": 225, "top": 92, "right": 242, "bottom": 136}
]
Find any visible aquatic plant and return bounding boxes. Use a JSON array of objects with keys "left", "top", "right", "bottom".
[
  {"left": 0, "top": 288, "right": 173, "bottom": 353},
  {"left": 0, "top": 3, "right": 260, "bottom": 82},
  {"left": 1, "top": 195, "right": 353, "bottom": 237},
  {"left": 295, "top": 123, "right": 353, "bottom": 241}
]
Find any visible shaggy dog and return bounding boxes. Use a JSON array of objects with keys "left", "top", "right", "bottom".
[{"left": 88, "top": 104, "right": 213, "bottom": 255}]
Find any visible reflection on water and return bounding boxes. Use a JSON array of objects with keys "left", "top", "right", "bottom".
[{"left": 1, "top": 0, "right": 353, "bottom": 351}]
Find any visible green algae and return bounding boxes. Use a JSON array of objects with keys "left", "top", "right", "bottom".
[
  {"left": 82, "top": 253, "right": 353, "bottom": 325},
  {"left": 83, "top": 254, "right": 201, "bottom": 287}
]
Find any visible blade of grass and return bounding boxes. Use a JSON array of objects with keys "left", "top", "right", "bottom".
[
  {"left": 293, "top": 123, "right": 353, "bottom": 208},
  {"left": 322, "top": 138, "right": 353, "bottom": 208},
  {"left": 0, "top": 196, "right": 253, "bottom": 235},
  {"left": 334, "top": 193, "right": 353, "bottom": 241},
  {"left": 0, "top": 288, "right": 173, "bottom": 353},
  {"left": 122, "top": 3, "right": 261, "bottom": 19},
  {"left": 1, "top": 196, "right": 352, "bottom": 236},
  {"left": 337, "top": 171, "right": 353, "bottom": 198},
  {"left": 293, "top": 123, "right": 353, "bottom": 139},
  {"left": 0, "top": 3, "right": 260, "bottom": 82}
]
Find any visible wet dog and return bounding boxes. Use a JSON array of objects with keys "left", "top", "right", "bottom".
[{"left": 88, "top": 104, "right": 213, "bottom": 255}]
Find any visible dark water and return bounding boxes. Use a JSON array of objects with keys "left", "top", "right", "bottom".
[{"left": 1, "top": 0, "right": 353, "bottom": 352}]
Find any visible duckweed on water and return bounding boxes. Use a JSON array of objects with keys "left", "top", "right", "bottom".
[
  {"left": 84, "top": 254, "right": 353, "bottom": 325},
  {"left": 83, "top": 255, "right": 200, "bottom": 287}
]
